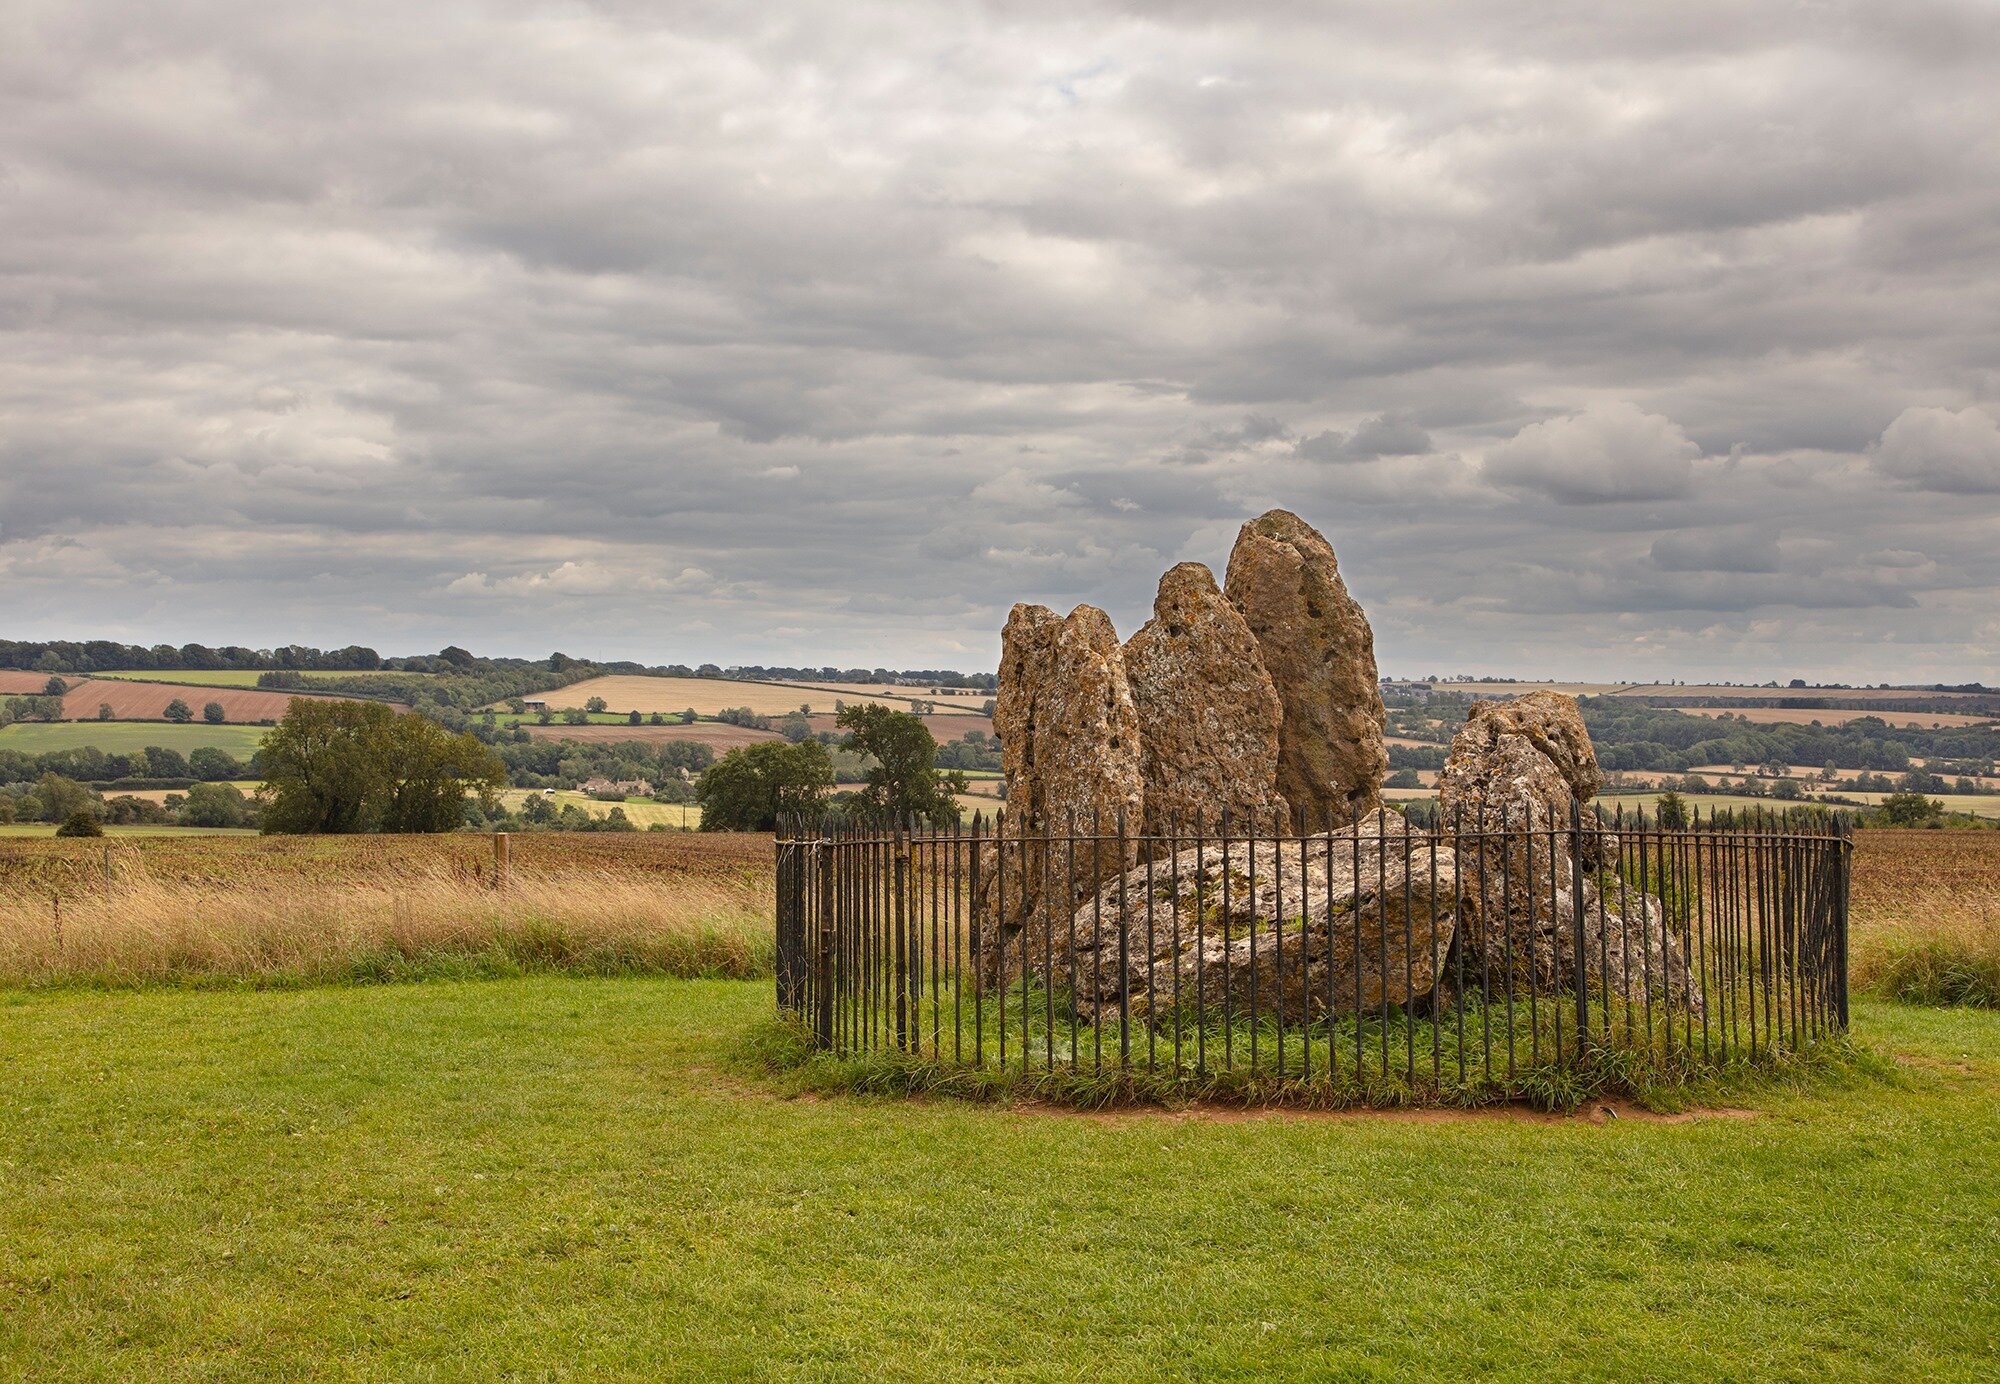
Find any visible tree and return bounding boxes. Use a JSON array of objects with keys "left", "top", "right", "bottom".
[
  {"left": 562, "top": 708, "right": 589, "bottom": 725},
  {"left": 835, "top": 704, "right": 966, "bottom": 823},
  {"left": 180, "top": 782, "right": 251, "bottom": 828},
  {"left": 55, "top": 808, "right": 104, "bottom": 838},
  {"left": 375, "top": 713, "right": 507, "bottom": 832},
  {"left": 1877, "top": 792, "right": 1943, "bottom": 827},
  {"left": 628, "top": 710, "right": 642, "bottom": 725},
  {"left": 163, "top": 698, "right": 194, "bottom": 724},
  {"left": 203, "top": 701, "right": 226, "bottom": 724},
  {"left": 260, "top": 699, "right": 505, "bottom": 834},
  {"left": 697, "top": 740, "right": 833, "bottom": 831},
  {"left": 44, "top": 676, "right": 67, "bottom": 696},
  {"left": 188, "top": 747, "right": 242, "bottom": 781},
  {"left": 585, "top": 696, "right": 608, "bottom": 714},
  {"left": 97, "top": 703, "right": 113, "bottom": 721},
  {"left": 35, "top": 772, "right": 91, "bottom": 823},
  {"left": 778, "top": 711, "right": 813, "bottom": 743},
  {"left": 1655, "top": 790, "right": 1690, "bottom": 830},
  {"left": 144, "top": 746, "right": 192, "bottom": 779}
]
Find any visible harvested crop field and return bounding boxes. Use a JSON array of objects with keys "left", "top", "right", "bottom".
[
  {"left": 0, "top": 671, "right": 55, "bottom": 694},
  {"left": 522, "top": 674, "right": 984, "bottom": 719},
  {"left": 520, "top": 722, "right": 779, "bottom": 749},
  {"left": 49, "top": 679, "right": 396, "bottom": 723}
]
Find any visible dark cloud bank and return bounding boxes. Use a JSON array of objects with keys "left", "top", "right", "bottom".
[{"left": 3, "top": 1, "right": 1997, "bottom": 681}]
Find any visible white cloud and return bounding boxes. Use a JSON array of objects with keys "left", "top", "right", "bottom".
[
  {"left": 1483, "top": 403, "right": 1701, "bottom": 504},
  {"left": 1871, "top": 405, "right": 2000, "bottom": 494}
]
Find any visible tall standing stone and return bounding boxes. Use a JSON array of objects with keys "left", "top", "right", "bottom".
[
  {"left": 982, "top": 602, "right": 1144, "bottom": 979},
  {"left": 1222, "top": 509, "right": 1387, "bottom": 826},
  {"left": 1123, "top": 562, "right": 1290, "bottom": 830}
]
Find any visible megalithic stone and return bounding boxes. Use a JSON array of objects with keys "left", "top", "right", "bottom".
[
  {"left": 1223, "top": 509, "right": 1387, "bottom": 826},
  {"left": 1124, "top": 561, "right": 1289, "bottom": 832}
]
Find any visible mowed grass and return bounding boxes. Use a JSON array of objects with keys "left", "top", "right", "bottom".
[
  {"left": 0, "top": 720, "right": 268, "bottom": 758},
  {"left": 0, "top": 979, "right": 1994, "bottom": 1379}
]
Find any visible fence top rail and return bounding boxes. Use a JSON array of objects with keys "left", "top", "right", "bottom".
[{"left": 775, "top": 804, "right": 1854, "bottom": 848}]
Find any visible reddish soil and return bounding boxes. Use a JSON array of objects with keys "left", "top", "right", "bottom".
[
  {"left": 53, "top": 679, "right": 393, "bottom": 723},
  {"left": 521, "top": 722, "right": 782, "bottom": 748},
  {"left": 0, "top": 671, "right": 55, "bottom": 694}
]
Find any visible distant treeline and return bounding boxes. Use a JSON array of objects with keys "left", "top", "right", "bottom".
[
  {"left": 1, "top": 744, "right": 253, "bottom": 786},
  {"left": 2, "top": 637, "right": 998, "bottom": 690},
  {"left": 1385, "top": 692, "right": 2000, "bottom": 775}
]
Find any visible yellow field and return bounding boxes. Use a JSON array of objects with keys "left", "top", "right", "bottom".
[
  {"left": 497, "top": 789, "right": 702, "bottom": 830},
  {"left": 111, "top": 780, "right": 264, "bottom": 806},
  {"left": 1674, "top": 706, "right": 1996, "bottom": 729},
  {"left": 515, "top": 675, "right": 983, "bottom": 719},
  {"left": 1430, "top": 681, "right": 1629, "bottom": 697}
]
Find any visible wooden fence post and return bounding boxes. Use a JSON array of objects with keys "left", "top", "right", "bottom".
[{"left": 493, "top": 831, "right": 510, "bottom": 889}]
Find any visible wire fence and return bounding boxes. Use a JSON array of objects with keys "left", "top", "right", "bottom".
[{"left": 774, "top": 802, "right": 1850, "bottom": 1096}]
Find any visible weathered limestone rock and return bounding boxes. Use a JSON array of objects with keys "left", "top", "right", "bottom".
[
  {"left": 1063, "top": 810, "right": 1468, "bottom": 1023},
  {"left": 1437, "top": 692, "right": 1697, "bottom": 1012},
  {"left": 979, "top": 602, "right": 1143, "bottom": 979},
  {"left": 1124, "top": 562, "right": 1290, "bottom": 832},
  {"left": 1471, "top": 690, "right": 1604, "bottom": 802},
  {"left": 1223, "top": 509, "right": 1387, "bottom": 827}
]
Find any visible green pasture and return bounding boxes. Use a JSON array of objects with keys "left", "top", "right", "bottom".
[
  {"left": 0, "top": 721, "right": 267, "bottom": 758},
  {"left": 1, "top": 979, "right": 1994, "bottom": 1379}
]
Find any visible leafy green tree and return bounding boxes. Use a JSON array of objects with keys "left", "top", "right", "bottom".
[
  {"left": 35, "top": 772, "right": 91, "bottom": 823},
  {"left": 628, "top": 710, "right": 642, "bottom": 725},
  {"left": 585, "top": 697, "right": 608, "bottom": 714},
  {"left": 835, "top": 704, "right": 966, "bottom": 823},
  {"left": 1654, "top": 790, "right": 1690, "bottom": 830},
  {"left": 697, "top": 740, "right": 833, "bottom": 831},
  {"left": 97, "top": 703, "right": 114, "bottom": 721},
  {"left": 188, "top": 747, "right": 242, "bottom": 781},
  {"left": 163, "top": 698, "right": 194, "bottom": 724},
  {"left": 777, "top": 711, "right": 813, "bottom": 743},
  {"left": 376, "top": 714, "right": 507, "bottom": 832},
  {"left": 562, "top": 707, "right": 589, "bottom": 725},
  {"left": 44, "top": 676, "right": 67, "bottom": 697},
  {"left": 144, "top": 746, "right": 192, "bottom": 779},
  {"left": 180, "top": 782, "right": 252, "bottom": 828},
  {"left": 261, "top": 700, "right": 504, "bottom": 834},
  {"left": 1877, "top": 792, "right": 1943, "bottom": 827},
  {"left": 55, "top": 808, "right": 104, "bottom": 838},
  {"left": 203, "top": 701, "right": 226, "bottom": 724}
]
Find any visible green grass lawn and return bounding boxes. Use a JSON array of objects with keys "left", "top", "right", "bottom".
[
  {"left": 0, "top": 721, "right": 268, "bottom": 758},
  {"left": 1, "top": 979, "right": 1994, "bottom": 1380}
]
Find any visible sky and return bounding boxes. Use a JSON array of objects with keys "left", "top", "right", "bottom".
[{"left": 3, "top": 1, "right": 1998, "bottom": 683}]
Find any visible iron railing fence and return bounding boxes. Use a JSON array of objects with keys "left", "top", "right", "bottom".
[{"left": 775, "top": 803, "right": 1850, "bottom": 1095}]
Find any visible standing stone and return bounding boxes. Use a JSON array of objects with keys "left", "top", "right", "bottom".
[
  {"left": 1223, "top": 509, "right": 1387, "bottom": 826},
  {"left": 1123, "top": 562, "right": 1290, "bottom": 832},
  {"left": 1437, "top": 692, "right": 1695, "bottom": 1012},
  {"left": 981, "top": 602, "right": 1144, "bottom": 980}
]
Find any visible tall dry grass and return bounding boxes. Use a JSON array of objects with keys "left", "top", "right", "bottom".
[
  {"left": 0, "top": 861, "right": 774, "bottom": 989},
  {"left": 1849, "top": 830, "right": 2000, "bottom": 1008}
]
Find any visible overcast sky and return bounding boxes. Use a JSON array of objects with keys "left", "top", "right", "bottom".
[{"left": 4, "top": 2, "right": 1998, "bottom": 681}]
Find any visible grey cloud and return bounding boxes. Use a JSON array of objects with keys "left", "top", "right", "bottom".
[
  {"left": 1, "top": 1, "right": 1998, "bottom": 681},
  {"left": 1871, "top": 405, "right": 2000, "bottom": 494},
  {"left": 1483, "top": 403, "right": 1700, "bottom": 504}
]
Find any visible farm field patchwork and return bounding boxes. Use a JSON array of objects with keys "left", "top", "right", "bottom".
[
  {"left": 518, "top": 674, "right": 987, "bottom": 719},
  {"left": 0, "top": 979, "right": 1994, "bottom": 1378},
  {"left": 50, "top": 679, "right": 385, "bottom": 724},
  {"left": 1673, "top": 706, "right": 1997, "bottom": 729},
  {"left": 519, "top": 722, "right": 780, "bottom": 749},
  {"left": 0, "top": 720, "right": 268, "bottom": 758},
  {"left": 495, "top": 789, "right": 702, "bottom": 830},
  {"left": 91, "top": 669, "right": 428, "bottom": 688}
]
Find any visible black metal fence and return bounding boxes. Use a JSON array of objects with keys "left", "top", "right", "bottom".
[{"left": 774, "top": 803, "right": 1850, "bottom": 1096}]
